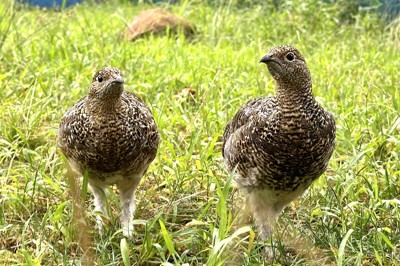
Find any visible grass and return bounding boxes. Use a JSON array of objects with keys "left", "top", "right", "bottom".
[{"left": 0, "top": 0, "right": 399, "bottom": 265}]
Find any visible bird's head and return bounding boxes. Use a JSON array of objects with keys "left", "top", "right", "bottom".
[
  {"left": 260, "top": 46, "right": 311, "bottom": 89},
  {"left": 89, "top": 67, "right": 124, "bottom": 100}
]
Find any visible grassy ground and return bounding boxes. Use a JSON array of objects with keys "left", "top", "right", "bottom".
[{"left": 0, "top": 0, "right": 399, "bottom": 265}]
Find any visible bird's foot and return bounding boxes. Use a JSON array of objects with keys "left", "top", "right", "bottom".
[
  {"left": 264, "top": 241, "right": 282, "bottom": 262},
  {"left": 95, "top": 214, "right": 107, "bottom": 235},
  {"left": 258, "top": 226, "right": 284, "bottom": 263},
  {"left": 122, "top": 224, "right": 135, "bottom": 238},
  {"left": 259, "top": 224, "right": 274, "bottom": 241}
]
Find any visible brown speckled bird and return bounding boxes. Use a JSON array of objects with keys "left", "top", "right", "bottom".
[
  {"left": 58, "top": 67, "right": 159, "bottom": 238},
  {"left": 223, "top": 46, "right": 335, "bottom": 240}
]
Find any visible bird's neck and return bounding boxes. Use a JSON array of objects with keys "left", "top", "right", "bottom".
[
  {"left": 87, "top": 97, "right": 121, "bottom": 114},
  {"left": 276, "top": 82, "right": 315, "bottom": 108}
]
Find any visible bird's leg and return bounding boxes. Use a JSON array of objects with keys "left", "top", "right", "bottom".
[
  {"left": 256, "top": 213, "right": 281, "bottom": 261},
  {"left": 246, "top": 189, "right": 285, "bottom": 259},
  {"left": 259, "top": 223, "right": 274, "bottom": 241},
  {"left": 117, "top": 178, "right": 140, "bottom": 238},
  {"left": 246, "top": 189, "right": 280, "bottom": 238},
  {"left": 89, "top": 184, "right": 109, "bottom": 234}
]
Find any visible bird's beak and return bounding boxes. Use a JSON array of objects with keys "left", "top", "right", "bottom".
[
  {"left": 113, "top": 76, "right": 124, "bottom": 84},
  {"left": 260, "top": 55, "right": 279, "bottom": 65}
]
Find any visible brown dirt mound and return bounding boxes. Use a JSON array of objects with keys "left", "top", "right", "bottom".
[{"left": 123, "top": 8, "right": 196, "bottom": 41}]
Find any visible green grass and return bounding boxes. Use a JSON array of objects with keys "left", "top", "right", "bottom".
[{"left": 0, "top": 0, "right": 399, "bottom": 265}]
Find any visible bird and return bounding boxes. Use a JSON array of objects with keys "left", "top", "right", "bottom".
[
  {"left": 222, "top": 45, "right": 336, "bottom": 241},
  {"left": 58, "top": 67, "right": 160, "bottom": 238}
]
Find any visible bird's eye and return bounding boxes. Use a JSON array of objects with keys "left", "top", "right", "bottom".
[
  {"left": 96, "top": 76, "right": 103, "bottom": 83},
  {"left": 286, "top": 52, "right": 295, "bottom": 61}
]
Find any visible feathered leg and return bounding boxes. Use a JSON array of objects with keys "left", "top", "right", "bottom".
[
  {"left": 245, "top": 188, "right": 288, "bottom": 260},
  {"left": 117, "top": 177, "right": 141, "bottom": 238},
  {"left": 89, "top": 184, "right": 109, "bottom": 234},
  {"left": 246, "top": 188, "right": 285, "bottom": 240}
]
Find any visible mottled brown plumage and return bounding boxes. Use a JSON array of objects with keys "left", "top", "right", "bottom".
[
  {"left": 223, "top": 46, "right": 335, "bottom": 239},
  {"left": 58, "top": 67, "right": 159, "bottom": 237}
]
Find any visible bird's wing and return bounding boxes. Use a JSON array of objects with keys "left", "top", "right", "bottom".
[
  {"left": 118, "top": 92, "right": 160, "bottom": 173},
  {"left": 222, "top": 96, "right": 277, "bottom": 159},
  {"left": 58, "top": 97, "right": 87, "bottom": 152},
  {"left": 122, "top": 91, "right": 160, "bottom": 148}
]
